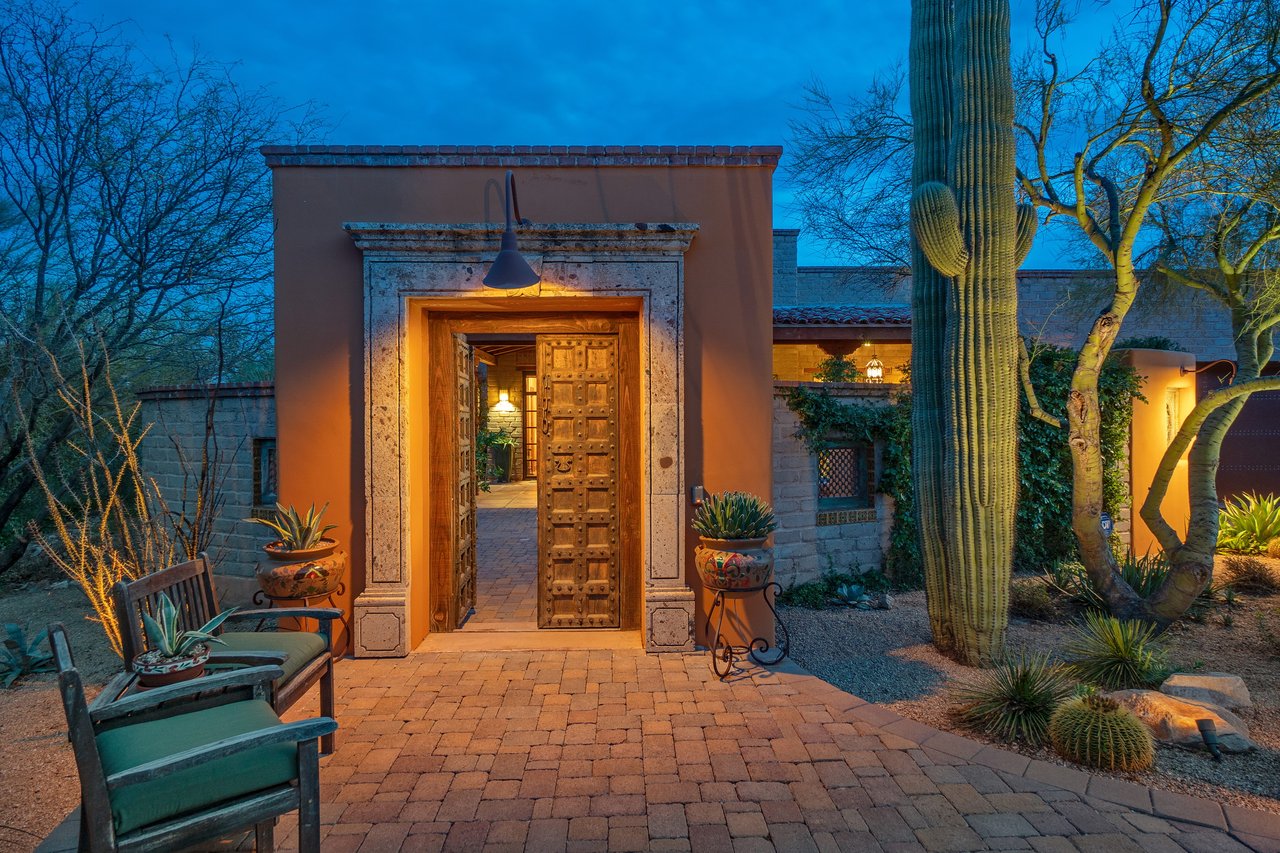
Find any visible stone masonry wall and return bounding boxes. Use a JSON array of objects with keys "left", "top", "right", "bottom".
[
  {"left": 772, "top": 384, "right": 893, "bottom": 587},
  {"left": 137, "top": 383, "right": 276, "bottom": 593}
]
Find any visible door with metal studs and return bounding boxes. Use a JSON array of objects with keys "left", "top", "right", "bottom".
[{"left": 536, "top": 335, "right": 621, "bottom": 628}]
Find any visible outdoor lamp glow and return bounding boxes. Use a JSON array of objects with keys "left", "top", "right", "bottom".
[
  {"left": 865, "top": 353, "right": 885, "bottom": 383},
  {"left": 483, "top": 170, "right": 541, "bottom": 289},
  {"left": 494, "top": 390, "right": 517, "bottom": 412}
]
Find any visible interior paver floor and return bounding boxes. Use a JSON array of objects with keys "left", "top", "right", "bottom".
[
  {"left": 257, "top": 649, "right": 1278, "bottom": 853},
  {"left": 467, "top": 481, "right": 537, "bottom": 630}
]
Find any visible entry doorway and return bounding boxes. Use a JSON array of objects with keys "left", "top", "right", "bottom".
[{"left": 426, "top": 309, "right": 641, "bottom": 637}]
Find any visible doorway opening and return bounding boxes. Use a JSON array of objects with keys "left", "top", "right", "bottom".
[{"left": 425, "top": 308, "right": 642, "bottom": 640}]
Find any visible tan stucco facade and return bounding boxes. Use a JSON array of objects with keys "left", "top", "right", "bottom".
[{"left": 265, "top": 146, "right": 779, "bottom": 655}]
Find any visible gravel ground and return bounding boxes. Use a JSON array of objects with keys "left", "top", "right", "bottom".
[
  {"left": 782, "top": 568, "right": 1280, "bottom": 816},
  {"left": 0, "top": 584, "right": 115, "bottom": 850}
]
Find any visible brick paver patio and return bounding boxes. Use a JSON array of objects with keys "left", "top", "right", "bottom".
[
  {"left": 467, "top": 482, "right": 537, "bottom": 630},
  {"left": 252, "top": 649, "right": 1280, "bottom": 852}
]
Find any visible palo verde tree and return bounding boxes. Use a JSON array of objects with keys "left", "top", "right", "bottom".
[
  {"left": 1136, "top": 99, "right": 1280, "bottom": 596},
  {"left": 1016, "top": 0, "right": 1280, "bottom": 625},
  {"left": 0, "top": 0, "right": 312, "bottom": 575},
  {"left": 908, "top": 0, "right": 1037, "bottom": 666}
]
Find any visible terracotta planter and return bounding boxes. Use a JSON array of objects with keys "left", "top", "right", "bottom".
[
  {"left": 262, "top": 538, "right": 338, "bottom": 562},
  {"left": 256, "top": 550, "right": 346, "bottom": 599},
  {"left": 133, "top": 644, "right": 210, "bottom": 688},
  {"left": 695, "top": 537, "right": 774, "bottom": 590}
]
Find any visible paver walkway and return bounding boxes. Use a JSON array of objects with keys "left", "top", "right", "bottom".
[
  {"left": 259, "top": 649, "right": 1279, "bottom": 852},
  {"left": 468, "top": 482, "right": 537, "bottom": 629}
]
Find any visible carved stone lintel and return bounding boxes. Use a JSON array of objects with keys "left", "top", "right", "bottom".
[{"left": 353, "top": 590, "right": 408, "bottom": 657}]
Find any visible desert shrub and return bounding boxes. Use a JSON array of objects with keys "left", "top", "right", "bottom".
[
  {"left": 1009, "top": 577, "right": 1057, "bottom": 621},
  {"left": 1114, "top": 335, "right": 1186, "bottom": 352},
  {"left": 1048, "top": 553, "right": 1224, "bottom": 620},
  {"left": 955, "top": 653, "right": 1075, "bottom": 745},
  {"left": 1218, "top": 493, "right": 1280, "bottom": 554},
  {"left": 1221, "top": 556, "right": 1280, "bottom": 595},
  {"left": 1048, "top": 694, "right": 1155, "bottom": 771},
  {"left": 778, "top": 568, "right": 889, "bottom": 609},
  {"left": 813, "top": 354, "right": 862, "bottom": 383},
  {"left": 1064, "top": 613, "right": 1169, "bottom": 689},
  {"left": 778, "top": 579, "right": 834, "bottom": 609}
]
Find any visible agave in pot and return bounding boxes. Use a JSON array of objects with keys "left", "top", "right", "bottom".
[
  {"left": 132, "top": 593, "right": 236, "bottom": 688},
  {"left": 693, "top": 491, "right": 778, "bottom": 590},
  {"left": 248, "top": 502, "right": 339, "bottom": 561}
]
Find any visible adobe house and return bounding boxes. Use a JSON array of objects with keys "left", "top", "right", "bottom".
[
  {"left": 261, "top": 145, "right": 779, "bottom": 657},
  {"left": 136, "top": 149, "right": 1277, "bottom": 658}
]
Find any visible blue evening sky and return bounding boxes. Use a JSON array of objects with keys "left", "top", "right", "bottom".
[{"left": 78, "top": 1, "right": 1118, "bottom": 268}]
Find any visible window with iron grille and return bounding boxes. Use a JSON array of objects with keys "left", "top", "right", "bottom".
[
  {"left": 817, "top": 443, "right": 875, "bottom": 510},
  {"left": 252, "top": 438, "right": 278, "bottom": 509}
]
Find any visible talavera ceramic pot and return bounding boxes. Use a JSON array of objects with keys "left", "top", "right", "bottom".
[
  {"left": 255, "top": 550, "right": 346, "bottom": 599},
  {"left": 133, "top": 644, "right": 209, "bottom": 688},
  {"left": 695, "top": 538, "right": 774, "bottom": 590}
]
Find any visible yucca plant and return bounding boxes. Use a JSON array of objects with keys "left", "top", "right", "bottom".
[
  {"left": 141, "top": 593, "right": 235, "bottom": 659},
  {"left": 248, "top": 502, "right": 337, "bottom": 551},
  {"left": 1, "top": 624, "right": 55, "bottom": 688},
  {"left": 1218, "top": 493, "right": 1280, "bottom": 554},
  {"left": 1064, "top": 613, "right": 1168, "bottom": 690},
  {"left": 692, "top": 491, "right": 777, "bottom": 541},
  {"left": 955, "top": 653, "right": 1075, "bottom": 746}
]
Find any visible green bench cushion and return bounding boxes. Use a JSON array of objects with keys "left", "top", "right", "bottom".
[
  {"left": 96, "top": 699, "right": 296, "bottom": 835},
  {"left": 217, "top": 630, "right": 327, "bottom": 682}
]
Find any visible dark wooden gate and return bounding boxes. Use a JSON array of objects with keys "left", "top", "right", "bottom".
[
  {"left": 451, "top": 333, "right": 477, "bottom": 627},
  {"left": 537, "top": 335, "right": 620, "bottom": 628}
]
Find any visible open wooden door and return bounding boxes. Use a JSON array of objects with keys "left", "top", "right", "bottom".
[
  {"left": 451, "top": 333, "right": 477, "bottom": 627},
  {"left": 537, "top": 335, "right": 621, "bottom": 628}
]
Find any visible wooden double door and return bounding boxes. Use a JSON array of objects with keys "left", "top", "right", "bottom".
[{"left": 430, "top": 310, "right": 637, "bottom": 634}]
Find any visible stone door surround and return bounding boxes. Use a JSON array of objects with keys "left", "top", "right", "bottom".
[{"left": 345, "top": 222, "right": 699, "bottom": 657}]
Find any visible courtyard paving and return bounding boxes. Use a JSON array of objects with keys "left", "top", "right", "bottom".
[
  {"left": 259, "top": 648, "right": 1280, "bottom": 852},
  {"left": 467, "top": 482, "right": 538, "bottom": 630}
]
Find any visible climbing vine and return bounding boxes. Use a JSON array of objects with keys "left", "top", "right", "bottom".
[{"left": 782, "top": 343, "right": 1141, "bottom": 582}]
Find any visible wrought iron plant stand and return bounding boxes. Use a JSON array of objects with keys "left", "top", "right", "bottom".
[{"left": 703, "top": 581, "right": 790, "bottom": 679}]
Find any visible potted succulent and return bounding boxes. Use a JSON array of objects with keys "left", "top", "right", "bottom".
[
  {"left": 693, "top": 491, "right": 779, "bottom": 590},
  {"left": 248, "top": 502, "right": 345, "bottom": 600},
  {"left": 133, "top": 592, "right": 236, "bottom": 687}
]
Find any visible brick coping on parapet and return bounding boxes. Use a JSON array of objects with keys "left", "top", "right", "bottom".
[
  {"left": 135, "top": 381, "right": 274, "bottom": 401},
  {"left": 260, "top": 144, "right": 783, "bottom": 168}
]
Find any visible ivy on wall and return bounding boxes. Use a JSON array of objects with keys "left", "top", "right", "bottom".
[{"left": 782, "top": 343, "right": 1141, "bottom": 585}]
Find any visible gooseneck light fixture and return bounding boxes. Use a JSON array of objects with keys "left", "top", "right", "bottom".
[{"left": 482, "top": 170, "right": 541, "bottom": 289}]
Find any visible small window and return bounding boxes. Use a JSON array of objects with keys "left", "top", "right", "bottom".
[
  {"left": 252, "top": 438, "right": 278, "bottom": 509},
  {"left": 817, "top": 444, "right": 875, "bottom": 510}
]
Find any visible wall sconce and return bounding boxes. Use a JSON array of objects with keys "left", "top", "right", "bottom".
[
  {"left": 494, "top": 390, "right": 517, "bottom": 413},
  {"left": 865, "top": 353, "right": 885, "bottom": 384},
  {"left": 483, "top": 170, "right": 541, "bottom": 289}
]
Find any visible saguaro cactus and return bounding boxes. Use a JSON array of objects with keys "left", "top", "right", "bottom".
[{"left": 909, "top": 0, "right": 1035, "bottom": 666}]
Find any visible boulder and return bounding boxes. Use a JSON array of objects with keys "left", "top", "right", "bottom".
[
  {"left": 1160, "top": 673, "right": 1251, "bottom": 710},
  {"left": 1109, "top": 690, "right": 1257, "bottom": 753}
]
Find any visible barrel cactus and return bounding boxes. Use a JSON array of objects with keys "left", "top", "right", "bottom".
[
  {"left": 1048, "top": 694, "right": 1155, "bottom": 772},
  {"left": 909, "top": 0, "right": 1036, "bottom": 665}
]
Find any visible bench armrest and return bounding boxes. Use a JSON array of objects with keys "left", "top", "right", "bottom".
[
  {"left": 106, "top": 717, "right": 338, "bottom": 789},
  {"left": 223, "top": 608, "right": 342, "bottom": 623},
  {"left": 90, "top": 665, "right": 286, "bottom": 725}
]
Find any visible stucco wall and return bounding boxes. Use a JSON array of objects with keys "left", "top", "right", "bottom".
[
  {"left": 267, "top": 147, "right": 777, "bottom": 650},
  {"left": 136, "top": 383, "right": 276, "bottom": 602}
]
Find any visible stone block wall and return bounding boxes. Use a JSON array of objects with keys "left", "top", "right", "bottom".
[
  {"left": 136, "top": 383, "right": 276, "bottom": 591},
  {"left": 771, "top": 384, "right": 893, "bottom": 587}
]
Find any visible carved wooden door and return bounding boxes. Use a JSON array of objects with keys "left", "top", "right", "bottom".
[
  {"left": 537, "top": 335, "right": 620, "bottom": 628},
  {"left": 452, "top": 333, "right": 477, "bottom": 627}
]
